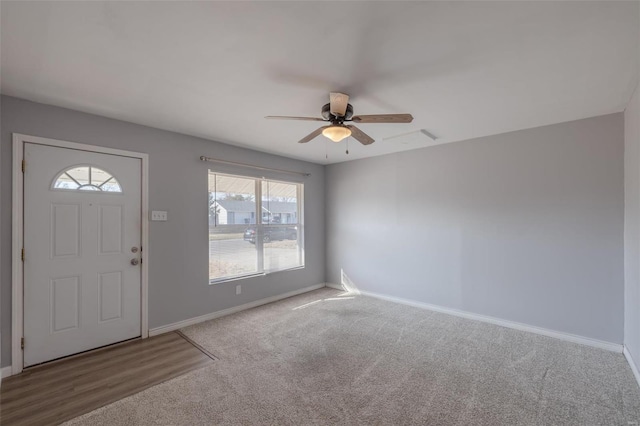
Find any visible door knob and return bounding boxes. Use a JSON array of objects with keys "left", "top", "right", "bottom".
[{"left": 131, "top": 258, "right": 140, "bottom": 266}]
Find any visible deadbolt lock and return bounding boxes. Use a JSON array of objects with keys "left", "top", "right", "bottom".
[{"left": 131, "top": 247, "right": 139, "bottom": 253}]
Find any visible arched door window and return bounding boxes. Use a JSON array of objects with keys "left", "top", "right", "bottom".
[{"left": 52, "top": 166, "right": 122, "bottom": 192}]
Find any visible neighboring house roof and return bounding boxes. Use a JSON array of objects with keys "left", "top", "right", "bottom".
[
  {"left": 262, "top": 201, "right": 297, "bottom": 214},
  {"left": 214, "top": 200, "right": 297, "bottom": 214},
  {"left": 214, "top": 200, "right": 256, "bottom": 213}
]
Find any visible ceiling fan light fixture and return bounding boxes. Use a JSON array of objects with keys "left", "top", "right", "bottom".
[{"left": 322, "top": 125, "right": 352, "bottom": 142}]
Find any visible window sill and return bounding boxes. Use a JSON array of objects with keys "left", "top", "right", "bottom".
[
  {"left": 208, "top": 265, "right": 305, "bottom": 286},
  {"left": 264, "top": 265, "right": 305, "bottom": 274}
]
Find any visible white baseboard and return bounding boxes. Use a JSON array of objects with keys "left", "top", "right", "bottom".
[
  {"left": 624, "top": 346, "right": 640, "bottom": 388},
  {"left": 1, "top": 366, "right": 12, "bottom": 379},
  {"left": 149, "top": 283, "right": 326, "bottom": 336},
  {"left": 325, "top": 283, "right": 622, "bottom": 353}
]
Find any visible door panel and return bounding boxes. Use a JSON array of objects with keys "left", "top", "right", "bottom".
[
  {"left": 51, "top": 203, "right": 81, "bottom": 258},
  {"left": 24, "top": 143, "right": 142, "bottom": 367},
  {"left": 98, "top": 205, "right": 123, "bottom": 254},
  {"left": 98, "top": 271, "right": 123, "bottom": 322},
  {"left": 50, "top": 276, "right": 80, "bottom": 332}
]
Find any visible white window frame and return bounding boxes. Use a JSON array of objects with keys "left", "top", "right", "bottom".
[{"left": 208, "top": 171, "right": 304, "bottom": 284}]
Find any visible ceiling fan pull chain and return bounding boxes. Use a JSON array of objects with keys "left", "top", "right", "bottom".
[{"left": 346, "top": 137, "right": 349, "bottom": 155}]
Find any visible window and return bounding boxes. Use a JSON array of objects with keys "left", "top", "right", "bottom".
[
  {"left": 208, "top": 172, "right": 304, "bottom": 283},
  {"left": 53, "top": 166, "right": 122, "bottom": 192}
]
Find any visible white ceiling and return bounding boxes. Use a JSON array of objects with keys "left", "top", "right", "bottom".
[{"left": 1, "top": 1, "right": 638, "bottom": 165}]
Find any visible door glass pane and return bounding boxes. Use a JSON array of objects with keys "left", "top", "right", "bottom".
[{"left": 53, "top": 166, "right": 122, "bottom": 192}]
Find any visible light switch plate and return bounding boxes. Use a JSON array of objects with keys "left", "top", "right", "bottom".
[{"left": 151, "top": 211, "right": 168, "bottom": 221}]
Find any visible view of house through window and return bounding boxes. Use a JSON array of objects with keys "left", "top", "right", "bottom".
[{"left": 208, "top": 171, "right": 303, "bottom": 282}]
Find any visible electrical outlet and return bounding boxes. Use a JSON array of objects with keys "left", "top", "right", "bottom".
[
  {"left": 151, "top": 211, "right": 168, "bottom": 221},
  {"left": 236, "top": 285, "right": 241, "bottom": 295}
]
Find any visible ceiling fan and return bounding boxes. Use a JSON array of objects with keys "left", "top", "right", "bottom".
[{"left": 266, "top": 93, "right": 413, "bottom": 145}]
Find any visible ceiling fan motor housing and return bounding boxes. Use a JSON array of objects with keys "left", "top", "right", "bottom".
[{"left": 322, "top": 103, "right": 353, "bottom": 122}]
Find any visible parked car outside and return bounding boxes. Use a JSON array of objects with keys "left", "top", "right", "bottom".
[{"left": 243, "top": 225, "right": 297, "bottom": 243}]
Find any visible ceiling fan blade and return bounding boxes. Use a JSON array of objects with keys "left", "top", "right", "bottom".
[
  {"left": 265, "top": 116, "right": 325, "bottom": 121},
  {"left": 351, "top": 114, "right": 413, "bottom": 124},
  {"left": 346, "top": 125, "right": 375, "bottom": 145},
  {"left": 330, "top": 92, "right": 349, "bottom": 117},
  {"left": 298, "top": 126, "right": 330, "bottom": 144}
]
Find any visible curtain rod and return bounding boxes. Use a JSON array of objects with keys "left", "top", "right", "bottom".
[{"left": 200, "top": 156, "right": 311, "bottom": 177}]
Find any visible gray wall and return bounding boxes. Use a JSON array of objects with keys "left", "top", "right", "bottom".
[
  {"left": 625, "top": 82, "right": 640, "bottom": 360},
  {"left": 326, "top": 113, "right": 624, "bottom": 343},
  {"left": 0, "top": 95, "right": 325, "bottom": 367}
]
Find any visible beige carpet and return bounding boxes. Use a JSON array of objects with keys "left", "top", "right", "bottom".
[{"left": 65, "top": 287, "right": 640, "bottom": 425}]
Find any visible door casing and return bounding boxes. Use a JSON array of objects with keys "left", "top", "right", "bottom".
[{"left": 11, "top": 133, "right": 149, "bottom": 375}]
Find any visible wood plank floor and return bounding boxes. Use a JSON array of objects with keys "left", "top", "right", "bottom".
[{"left": 0, "top": 332, "right": 214, "bottom": 426}]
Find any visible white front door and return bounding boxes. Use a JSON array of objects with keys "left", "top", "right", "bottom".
[{"left": 23, "top": 143, "right": 142, "bottom": 367}]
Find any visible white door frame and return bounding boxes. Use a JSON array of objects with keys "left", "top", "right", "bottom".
[{"left": 11, "top": 133, "right": 149, "bottom": 375}]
